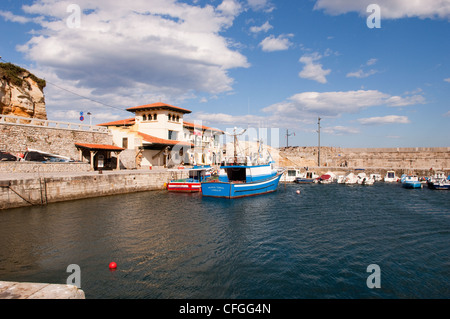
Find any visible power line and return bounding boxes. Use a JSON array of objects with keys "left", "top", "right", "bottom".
[
  {"left": 45, "top": 80, "right": 125, "bottom": 112},
  {"left": 0, "top": 56, "right": 126, "bottom": 113}
]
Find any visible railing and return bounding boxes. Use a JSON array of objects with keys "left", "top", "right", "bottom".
[{"left": 0, "top": 114, "right": 109, "bottom": 133}]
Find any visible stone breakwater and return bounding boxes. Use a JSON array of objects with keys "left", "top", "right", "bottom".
[
  {"left": 0, "top": 169, "right": 187, "bottom": 210},
  {"left": 278, "top": 146, "right": 450, "bottom": 170}
]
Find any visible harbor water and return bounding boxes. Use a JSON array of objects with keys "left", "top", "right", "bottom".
[{"left": 0, "top": 182, "right": 449, "bottom": 299}]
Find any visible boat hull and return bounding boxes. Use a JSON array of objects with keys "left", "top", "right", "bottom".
[
  {"left": 201, "top": 173, "right": 282, "bottom": 198},
  {"left": 294, "top": 178, "right": 315, "bottom": 184},
  {"left": 167, "top": 182, "right": 201, "bottom": 192},
  {"left": 402, "top": 181, "right": 422, "bottom": 189},
  {"left": 427, "top": 181, "right": 450, "bottom": 190}
]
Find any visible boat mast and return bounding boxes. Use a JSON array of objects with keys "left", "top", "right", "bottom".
[
  {"left": 226, "top": 127, "right": 246, "bottom": 164},
  {"left": 317, "top": 117, "right": 321, "bottom": 167}
]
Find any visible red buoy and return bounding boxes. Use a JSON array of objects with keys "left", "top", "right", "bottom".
[{"left": 109, "top": 262, "right": 117, "bottom": 269}]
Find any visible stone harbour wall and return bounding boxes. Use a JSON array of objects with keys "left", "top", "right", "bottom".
[
  {"left": 0, "top": 122, "right": 112, "bottom": 160},
  {"left": 0, "top": 170, "right": 187, "bottom": 210},
  {"left": 279, "top": 146, "right": 450, "bottom": 170}
]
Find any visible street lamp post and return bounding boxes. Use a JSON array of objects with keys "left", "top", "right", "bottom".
[{"left": 87, "top": 112, "right": 92, "bottom": 126}]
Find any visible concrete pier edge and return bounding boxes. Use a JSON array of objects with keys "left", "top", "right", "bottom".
[{"left": 0, "top": 281, "right": 85, "bottom": 299}]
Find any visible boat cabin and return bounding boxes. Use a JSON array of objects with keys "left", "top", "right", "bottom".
[
  {"left": 225, "top": 167, "right": 247, "bottom": 183},
  {"left": 188, "top": 166, "right": 211, "bottom": 182}
]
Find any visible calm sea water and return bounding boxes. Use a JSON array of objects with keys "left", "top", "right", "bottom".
[{"left": 0, "top": 182, "right": 449, "bottom": 299}]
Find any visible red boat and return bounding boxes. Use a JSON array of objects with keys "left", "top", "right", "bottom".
[{"left": 167, "top": 166, "right": 212, "bottom": 193}]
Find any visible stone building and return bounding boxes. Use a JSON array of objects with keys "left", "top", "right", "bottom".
[{"left": 98, "top": 102, "right": 224, "bottom": 168}]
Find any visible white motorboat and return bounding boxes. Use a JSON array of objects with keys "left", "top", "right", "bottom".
[
  {"left": 384, "top": 171, "right": 398, "bottom": 182},
  {"left": 281, "top": 168, "right": 302, "bottom": 182},
  {"left": 344, "top": 173, "right": 358, "bottom": 184}
]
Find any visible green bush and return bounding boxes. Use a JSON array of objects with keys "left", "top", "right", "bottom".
[{"left": 0, "top": 62, "right": 46, "bottom": 91}]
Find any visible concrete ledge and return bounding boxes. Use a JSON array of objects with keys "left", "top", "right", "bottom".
[
  {"left": 0, "top": 281, "right": 85, "bottom": 299},
  {"left": 0, "top": 161, "right": 92, "bottom": 173}
]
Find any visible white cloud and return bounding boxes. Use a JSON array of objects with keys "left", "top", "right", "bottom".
[
  {"left": 247, "top": 0, "right": 276, "bottom": 12},
  {"left": 218, "top": 0, "right": 243, "bottom": 18},
  {"left": 190, "top": 88, "right": 424, "bottom": 131},
  {"left": 443, "top": 111, "right": 450, "bottom": 117},
  {"left": 193, "top": 112, "right": 267, "bottom": 126},
  {"left": 51, "top": 109, "right": 121, "bottom": 122},
  {"left": 0, "top": 10, "right": 31, "bottom": 24},
  {"left": 323, "top": 126, "right": 360, "bottom": 135},
  {"left": 346, "top": 69, "right": 378, "bottom": 78},
  {"left": 358, "top": 115, "right": 410, "bottom": 125},
  {"left": 444, "top": 78, "right": 450, "bottom": 83},
  {"left": 298, "top": 52, "right": 331, "bottom": 84},
  {"left": 250, "top": 21, "right": 273, "bottom": 33},
  {"left": 314, "top": 0, "right": 450, "bottom": 20},
  {"left": 366, "top": 58, "right": 377, "bottom": 66},
  {"left": 347, "top": 58, "right": 378, "bottom": 78},
  {"left": 385, "top": 94, "right": 425, "bottom": 107},
  {"left": 263, "top": 89, "right": 425, "bottom": 117},
  {"left": 10, "top": 0, "right": 250, "bottom": 116},
  {"left": 259, "top": 34, "right": 294, "bottom": 52}
]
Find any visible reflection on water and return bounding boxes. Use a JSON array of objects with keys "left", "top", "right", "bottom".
[{"left": 0, "top": 183, "right": 449, "bottom": 298}]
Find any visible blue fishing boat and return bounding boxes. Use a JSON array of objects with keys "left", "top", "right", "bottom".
[
  {"left": 401, "top": 174, "right": 422, "bottom": 189},
  {"left": 201, "top": 129, "right": 284, "bottom": 198}
]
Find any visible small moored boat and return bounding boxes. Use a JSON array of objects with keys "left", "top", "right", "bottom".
[
  {"left": 281, "top": 168, "right": 302, "bottom": 182},
  {"left": 427, "top": 174, "right": 450, "bottom": 190},
  {"left": 401, "top": 175, "right": 422, "bottom": 189},
  {"left": 384, "top": 170, "right": 398, "bottom": 182},
  {"left": 294, "top": 171, "right": 319, "bottom": 183},
  {"left": 167, "top": 166, "right": 212, "bottom": 192}
]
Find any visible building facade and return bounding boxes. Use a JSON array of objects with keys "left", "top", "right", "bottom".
[{"left": 98, "top": 102, "right": 223, "bottom": 169}]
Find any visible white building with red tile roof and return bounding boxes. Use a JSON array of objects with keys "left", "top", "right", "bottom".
[{"left": 98, "top": 102, "right": 223, "bottom": 168}]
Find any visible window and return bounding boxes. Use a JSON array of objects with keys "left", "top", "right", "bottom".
[
  {"left": 168, "top": 130, "right": 177, "bottom": 140},
  {"left": 153, "top": 114, "right": 157, "bottom": 120},
  {"left": 122, "top": 137, "right": 128, "bottom": 149},
  {"left": 142, "top": 114, "right": 147, "bottom": 121},
  {"left": 168, "top": 114, "right": 172, "bottom": 121}
]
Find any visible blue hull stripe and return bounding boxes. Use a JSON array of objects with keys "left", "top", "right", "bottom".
[{"left": 201, "top": 174, "right": 282, "bottom": 198}]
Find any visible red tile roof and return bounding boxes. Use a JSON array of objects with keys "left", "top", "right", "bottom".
[
  {"left": 97, "top": 118, "right": 135, "bottom": 127},
  {"left": 75, "top": 143, "right": 125, "bottom": 151},
  {"left": 138, "top": 132, "right": 194, "bottom": 147},
  {"left": 126, "top": 102, "right": 192, "bottom": 114},
  {"left": 183, "top": 121, "right": 224, "bottom": 134}
]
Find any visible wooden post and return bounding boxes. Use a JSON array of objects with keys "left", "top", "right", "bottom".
[{"left": 90, "top": 151, "right": 97, "bottom": 171}]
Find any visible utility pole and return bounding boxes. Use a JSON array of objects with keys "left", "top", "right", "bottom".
[
  {"left": 286, "top": 129, "right": 295, "bottom": 148},
  {"left": 317, "top": 117, "right": 321, "bottom": 167}
]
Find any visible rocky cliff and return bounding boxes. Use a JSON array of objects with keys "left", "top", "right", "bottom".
[{"left": 0, "top": 63, "right": 47, "bottom": 120}]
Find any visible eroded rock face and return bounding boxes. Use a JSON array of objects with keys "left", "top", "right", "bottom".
[{"left": 0, "top": 63, "right": 47, "bottom": 120}]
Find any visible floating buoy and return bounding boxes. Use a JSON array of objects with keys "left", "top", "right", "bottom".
[
  {"left": 296, "top": 190, "right": 301, "bottom": 194},
  {"left": 109, "top": 262, "right": 117, "bottom": 270}
]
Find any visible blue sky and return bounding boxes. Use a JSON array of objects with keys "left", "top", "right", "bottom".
[{"left": 1, "top": 0, "right": 449, "bottom": 148}]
